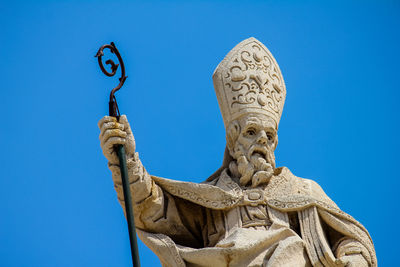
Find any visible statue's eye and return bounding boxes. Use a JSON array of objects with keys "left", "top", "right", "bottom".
[
  {"left": 246, "top": 129, "right": 256, "bottom": 136},
  {"left": 267, "top": 133, "right": 273, "bottom": 141}
]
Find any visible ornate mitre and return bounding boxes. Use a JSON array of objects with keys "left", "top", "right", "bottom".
[{"left": 213, "top": 37, "right": 286, "bottom": 129}]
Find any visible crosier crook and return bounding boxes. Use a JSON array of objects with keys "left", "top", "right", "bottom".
[{"left": 95, "top": 42, "right": 140, "bottom": 267}]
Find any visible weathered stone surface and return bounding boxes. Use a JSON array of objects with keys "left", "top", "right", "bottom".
[{"left": 99, "top": 38, "right": 376, "bottom": 267}]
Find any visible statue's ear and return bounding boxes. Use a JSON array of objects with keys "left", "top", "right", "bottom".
[
  {"left": 273, "top": 134, "right": 278, "bottom": 150},
  {"left": 226, "top": 120, "right": 240, "bottom": 151}
]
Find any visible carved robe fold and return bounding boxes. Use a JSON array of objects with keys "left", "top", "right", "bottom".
[{"left": 115, "top": 165, "right": 375, "bottom": 267}]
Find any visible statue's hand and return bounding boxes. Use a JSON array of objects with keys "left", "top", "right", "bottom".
[
  {"left": 336, "top": 254, "right": 368, "bottom": 267},
  {"left": 98, "top": 115, "right": 136, "bottom": 164},
  {"left": 335, "top": 238, "right": 369, "bottom": 267}
]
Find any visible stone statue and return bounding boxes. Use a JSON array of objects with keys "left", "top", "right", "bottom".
[{"left": 98, "top": 38, "right": 376, "bottom": 267}]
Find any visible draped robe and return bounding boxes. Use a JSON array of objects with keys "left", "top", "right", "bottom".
[{"left": 112, "top": 162, "right": 376, "bottom": 267}]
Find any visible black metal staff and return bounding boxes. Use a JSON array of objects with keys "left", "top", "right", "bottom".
[{"left": 95, "top": 42, "right": 140, "bottom": 267}]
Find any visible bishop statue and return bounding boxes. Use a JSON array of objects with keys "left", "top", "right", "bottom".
[{"left": 98, "top": 38, "right": 376, "bottom": 267}]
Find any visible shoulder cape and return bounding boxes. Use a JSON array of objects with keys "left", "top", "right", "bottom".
[{"left": 149, "top": 167, "right": 376, "bottom": 266}]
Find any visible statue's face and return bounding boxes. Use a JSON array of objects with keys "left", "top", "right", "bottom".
[
  {"left": 236, "top": 114, "right": 277, "bottom": 162},
  {"left": 226, "top": 113, "right": 277, "bottom": 186}
]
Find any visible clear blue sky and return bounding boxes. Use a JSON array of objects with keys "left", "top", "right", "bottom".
[{"left": 1, "top": 1, "right": 399, "bottom": 266}]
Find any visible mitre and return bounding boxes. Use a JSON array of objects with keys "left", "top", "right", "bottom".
[{"left": 213, "top": 37, "right": 286, "bottom": 130}]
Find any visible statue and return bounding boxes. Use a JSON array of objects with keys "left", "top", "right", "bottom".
[{"left": 98, "top": 38, "right": 376, "bottom": 267}]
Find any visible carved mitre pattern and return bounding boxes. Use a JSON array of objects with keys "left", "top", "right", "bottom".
[{"left": 213, "top": 37, "right": 286, "bottom": 129}]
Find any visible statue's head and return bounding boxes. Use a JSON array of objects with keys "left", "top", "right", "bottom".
[{"left": 213, "top": 37, "right": 286, "bottom": 187}]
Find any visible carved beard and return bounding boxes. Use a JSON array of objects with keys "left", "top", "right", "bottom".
[{"left": 229, "top": 143, "right": 275, "bottom": 187}]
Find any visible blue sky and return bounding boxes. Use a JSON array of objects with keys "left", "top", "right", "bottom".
[{"left": 1, "top": 1, "right": 399, "bottom": 266}]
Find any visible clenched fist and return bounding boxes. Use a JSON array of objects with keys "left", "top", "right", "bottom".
[{"left": 98, "top": 115, "right": 136, "bottom": 164}]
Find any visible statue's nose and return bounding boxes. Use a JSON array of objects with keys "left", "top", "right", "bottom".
[{"left": 257, "top": 131, "right": 268, "bottom": 145}]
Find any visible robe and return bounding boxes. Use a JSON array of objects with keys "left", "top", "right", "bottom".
[{"left": 113, "top": 162, "right": 376, "bottom": 267}]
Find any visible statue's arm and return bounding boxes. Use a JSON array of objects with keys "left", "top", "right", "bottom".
[
  {"left": 98, "top": 115, "right": 205, "bottom": 247},
  {"left": 303, "top": 180, "right": 375, "bottom": 266},
  {"left": 316, "top": 208, "right": 373, "bottom": 266},
  {"left": 98, "top": 115, "right": 151, "bottom": 204}
]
